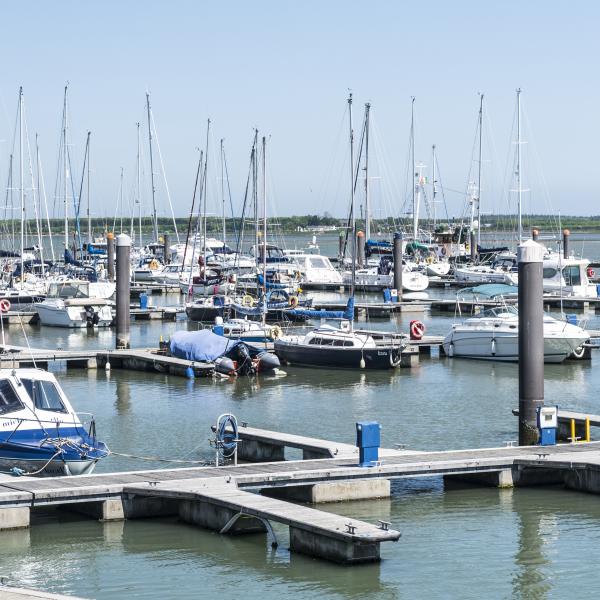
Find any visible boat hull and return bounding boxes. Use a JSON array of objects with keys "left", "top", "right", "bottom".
[
  {"left": 37, "top": 304, "right": 113, "bottom": 328},
  {"left": 443, "top": 330, "right": 588, "bottom": 363},
  {"left": 274, "top": 341, "right": 401, "bottom": 369}
]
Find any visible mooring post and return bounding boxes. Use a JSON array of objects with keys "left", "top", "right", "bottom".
[
  {"left": 116, "top": 233, "right": 131, "bottom": 350},
  {"left": 357, "top": 231, "right": 365, "bottom": 268},
  {"left": 518, "top": 239, "right": 544, "bottom": 446},
  {"left": 470, "top": 230, "right": 477, "bottom": 263},
  {"left": 563, "top": 228, "right": 570, "bottom": 259},
  {"left": 393, "top": 232, "right": 403, "bottom": 300},
  {"left": 531, "top": 228, "right": 539, "bottom": 241},
  {"left": 107, "top": 232, "right": 115, "bottom": 282},
  {"left": 163, "top": 233, "right": 170, "bottom": 265}
]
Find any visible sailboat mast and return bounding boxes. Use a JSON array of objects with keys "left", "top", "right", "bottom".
[
  {"left": 136, "top": 122, "right": 142, "bottom": 246},
  {"left": 19, "top": 87, "right": 24, "bottom": 282},
  {"left": 85, "top": 132, "right": 91, "bottom": 243},
  {"left": 431, "top": 144, "right": 437, "bottom": 230},
  {"left": 261, "top": 136, "right": 267, "bottom": 324},
  {"left": 146, "top": 93, "right": 158, "bottom": 242},
  {"left": 349, "top": 93, "right": 356, "bottom": 300},
  {"left": 476, "top": 93, "right": 483, "bottom": 248},
  {"left": 253, "top": 130, "right": 259, "bottom": 270},
  {"left": 220, "top": 139, "right": 226, "bottom": 247},
  {"left": 364, "top": 103, "right": 371, "bottom": 241},
  {"left": 516, "top": 88, "right": 522, "bottom": 244},
  {"left": 202, "top": 119, "right": 210, "bottom": 268},
  {"left": 63, "top": 85, "right": 69, "bottom": 250},
  {"left": 411, "top": 97, "right": 417, "bottom": 241}
]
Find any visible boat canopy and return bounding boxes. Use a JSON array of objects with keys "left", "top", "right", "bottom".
[
  {"left": 170, "top": 329, "right": 240, "bottom": 361},
  {"left": 462, "top": 283, "right": 518, "bottom": 298},
  {"left": 288, "top": 297, "right": 354, "bottom": 321}
]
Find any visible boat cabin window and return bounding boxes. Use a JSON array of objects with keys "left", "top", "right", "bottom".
[
  {"left": 0, "top": 380, "right": 24, "bottom": 415},
  {"left": 308, "top": 257, "right": 329, "bottom": 270},
  {"left": 562, "top": 265, "right": 581, "bottom": 286},
  {"left": 481, "top": 306, "right": 518, "bottom": 317},
  {"left": 308, "top": 337, "right": 353, "bottom": 347},
  {"left": 21, "top": 379, "right": 66, "bottom": 413},
  {"left": 543, "top": 267, "right": 558, "bottom": 279}
]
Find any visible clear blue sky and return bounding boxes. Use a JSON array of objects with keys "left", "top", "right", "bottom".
[{"left": 1, "top": 0, "right": 599, "bottom": 222}]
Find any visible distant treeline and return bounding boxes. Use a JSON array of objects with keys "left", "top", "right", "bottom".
[{"left": 5, "top": 213, "right": 600, "bottom": 237}]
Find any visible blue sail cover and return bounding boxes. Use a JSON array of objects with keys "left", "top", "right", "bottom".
[
  {"left": 288, "top": 297, "right": 354, "bottom": 321},
  {"left": 170, "top": 329, "right": 239, "bottom": 361},
  {"left": 64, "top": 249, "right": 83, "bottom": 267},
  {"left": 86, "top": 244, "right": 107, "bottom": 255}
]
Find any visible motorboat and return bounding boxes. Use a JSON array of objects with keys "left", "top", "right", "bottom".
[
  {"left": 0, "top": 368, "right": 109, "bottom": 476},
  {"left": 454, "top": 254, "right": 518, "bottom": 285},
  {"left": 274, "top": 319, "right": 406, "bottom": 369},
  {"left": 344, "top": 263, "right": 429, "bottom": 292},
  {"left": 133, "top": 256, "right": 163, "bottom": 282},
  {"left": 169, "top": 329, "right": 280, "bottom": 375},
  {"left": 213, "top": 317, "right": 281, "bottom": 344},
  {"left": 290, "top": 254, "right": 343, "bottom": 289},
  {"left": 442, "top": 285, "right": 589, "bottom": 363},
  {"left": 185, "top": 295, "right": 234, "bottom": 322},
  {"left": 510, "top": 251, "right": 599, "bottom": 298},
  {"left": 36, "top": 281, "right": 113, "bottom": 328}
]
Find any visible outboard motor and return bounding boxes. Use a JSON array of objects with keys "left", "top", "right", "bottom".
[
  {"left": 378, "top": 256, "right": 392, "bottom": 276},
  {"left": 84, "top": 306, "right": 100, "bottom": 327},
  {"left": 232, "top": 343, "right": 255, "bottom": 376},
  {"left": 215, "top": 356, "right": 236, "bottom": 375}
]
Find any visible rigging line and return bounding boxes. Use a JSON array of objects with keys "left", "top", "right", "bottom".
[
  {"left": 36, "top": 141, "right": 55, "bottom": 262},
  {"left": 222, "top": 143, "right": 237, "bottom": 240},
  {"left": 181, "top": 150, "right": 203, "bottom": 272},
  {"left": 149, "top": 110, "right": 180, "bottom": 243}
]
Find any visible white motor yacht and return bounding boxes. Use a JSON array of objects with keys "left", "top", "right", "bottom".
[
  {"left": 36, "top": 281, "right": 113, "bottom": 328},
  {"left": 443, "top": 304, "right": 589, "bottom": 363}
]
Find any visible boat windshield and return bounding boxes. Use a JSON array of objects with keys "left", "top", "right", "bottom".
[
  {"left": 21, "top": 379, "right": 67, "bottom": 413},
  {"left": 0, "top": 380, "right": 24, "bottom": 415},
  {"left": 480, "top": 306, "right": 519, "bottom": 318},
  {"left": 308, "top": 257, "right": 330, "bottom": 270}
]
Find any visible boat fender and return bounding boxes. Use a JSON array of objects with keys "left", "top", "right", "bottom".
[
  {"left": 491, "top": 338, "right": 496, "bottom": 355},
  {"left": 288, "top": 295, "right": 299, "bottom": 308},
  {"left": 269, "top": 325, "right": 282, "bottom": 340},
  {"left": 448, "top": 342, "right": 454, "bottom": 357},
  {"left": 359, "top": 357, "right": 366, "bottom": 369},
  {"left": 409, "top": 320, "right": 425, "bottom": 340}
]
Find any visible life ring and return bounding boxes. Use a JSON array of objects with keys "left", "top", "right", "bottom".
[
  {"left": 0, "top": 299, "right": 11, "bottom": 313},
  {"left": 409, "top": 319, "right": 425, "bottom": 340},
  {"left": 149, "top": 259, "right": 159, "bottom": 270},
  {"left": 269, "top": 325, "right": 282, "bottom": 340},
  {"left": 288, "top": 295, "right": 299, "bottom": 308},
  {"left": 587, "top": 267, "right": 595, "bottom": 278},
  {"left": 426, "top": 255, "right": 434, "bottom": 264},
  {"left": 441, "top": 247, "right": 447, "bottom": 256},
  {"left": 241, "top": 294, "right": 255, "bottom": 307}
]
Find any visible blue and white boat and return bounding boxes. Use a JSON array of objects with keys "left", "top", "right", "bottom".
[{"left": 0, "top": 368, "right": 109, "bottom": 476}]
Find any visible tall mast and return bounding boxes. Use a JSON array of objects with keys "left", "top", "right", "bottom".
[
  {"left": 62, "top": 85, "right": 69, "bottom": 250},
  {"left": 261, "top": 136, "right": 267, "bottom": 325},
  {"left": 349, "top": 93, "right": 356, "bottom": 300},
  {"left": 86, "top": 131, "right": 92, "bottom": 243},
  {"left": 118, "top": 167, "right": 124, "bottom": 232},
  {"left": 431, "top": 144, "right": 437, "bottom": 230},
  {"left": 516, "top": 88, "right": 522, "bottom": 244},
  {"left": 19, "top": 87, "right": 24, "bottom": 282},
  {"left": 220, "top": 138, "right": 226, "bottom": 247},
  {"left": 253, "top": 130, "right": 259, "bottom": 269},
  {"left": 476, "top": 93, "right": 484, "bottom": 248},
  {"left": 411, "top": 97, "right": 417, "bottom": 241},
  {"left": 136, "top": 123, "right": 142, "bottom": 245},
  {"left": 146, "top": 93, "right": 158, "bottom": 242},
  {"left": 202, "top": 119, "right": 210, "bottom": 268},
  {"left": 364, "top": 103, "right": 371, "bottom": 241}
]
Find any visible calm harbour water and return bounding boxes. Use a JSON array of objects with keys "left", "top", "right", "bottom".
[{"left": 2, "top": 231, "right": 600, "bottom": 599}]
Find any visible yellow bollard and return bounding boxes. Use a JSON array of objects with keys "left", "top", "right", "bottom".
[
  {"left": 571, "top": 418, "right": 576, "bottom": 443},
  {"left": 585, "top": 417, "right": 591, "bottom": 443}
]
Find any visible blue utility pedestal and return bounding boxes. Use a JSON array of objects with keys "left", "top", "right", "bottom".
[
  {"left": 356, "top": 421, "right": 381, "bottom": 467},
  {"left": 537, "top": 405, "right": 558, "bottom": 446}
]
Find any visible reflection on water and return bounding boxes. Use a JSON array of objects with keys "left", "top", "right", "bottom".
[{"left": 1, "top": 270, "right": 600, "bottom": 597}]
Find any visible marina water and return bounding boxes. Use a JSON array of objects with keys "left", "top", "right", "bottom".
[{"left": 2, "top": 233, "right": 600, "bottom": 598}]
